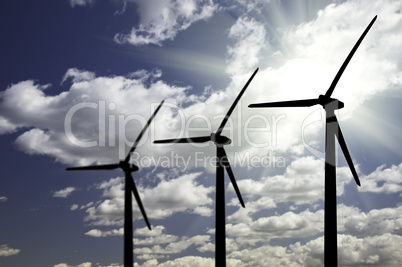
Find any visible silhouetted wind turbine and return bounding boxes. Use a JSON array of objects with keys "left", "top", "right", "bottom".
[
  {"left": 154, "top": 68, "right": 258, "bottom": 267},
  {"left": 66, "top": 100, "right": 164, "bottom": 267},
  {"left": 249, "top": 16, "right": 376, "bottom": 266}
]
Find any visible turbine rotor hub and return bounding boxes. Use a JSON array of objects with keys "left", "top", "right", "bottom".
[
  {"left": 318, "top": 95, "right": 344, "bottom": 110},
  {"left": 210, "top": 133, "right": 231, "bottom": 146},
  {"left": 119, "top": 160, "right": 139, "bottom": 172}
]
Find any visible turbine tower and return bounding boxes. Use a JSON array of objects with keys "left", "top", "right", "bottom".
[
  {"left": 249, "top": 16, "right": 376, "bottom": 266},
  {"left": 154, "top": 68, "right": 258, "bottom": 267},
  {"left": 66, "top": 100, "right": 164, "bottom": 267}
]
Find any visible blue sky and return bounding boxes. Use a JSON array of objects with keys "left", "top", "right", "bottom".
[{"left": 1, "top": 0, "right": 402, "bottom": 266}]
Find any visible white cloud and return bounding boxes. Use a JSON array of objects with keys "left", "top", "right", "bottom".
[
  {"left": 0, "top": 116, "right": 17, "bottom": 134},
  {"left": 0, "top": 244, "right": 20, "bottom": 256},
  {"left": 227, "top": 196, "right": 276, "bottom": 224},
  {"left": 0, "top": 196, "right": 7, "bottom": 202},
  {"left": 142, "top": 172, "right": 213, "bottom": 218},
  {"left": 360, "top": 163, "right": 402, "bottom": 195},
  {"left": 226, "top": 16, "right": 268, "bottom": 76},
  {"left": 61, "top": 68, "right": 96, "bottom": 84},
  {"left": 8, "top": 1, "right": 395, "bottom": 172},
  {"left": 135, "top": 256, "right": 215, "bottom": 266},
  {"left": 226, "top": 208, "right": 324, "bottom": 246},
  {"left": 237, "top": 156, "right": 354, "bottom": 206},
  {"left": 338, "top": 204, "right": 402, "bottom": 236},
  {"left": 54, "top": 263, "right": 93, "bottom": 267},
  {"left": 69, "top": 0, "right": 93, "bottom": 8},
  {"left": 114, "top": 0, "right": 217, "bottom": 46},
  {"left": 134, "top": 234, "right": 211, "bottom": 258},
  {"left": 70, "top": 204, "right": 79, "bottom": 211},
  {"left": 134, "top": 226, "right": 179, "bottom": 246},
  {"left": 0, "top": 69, "right": 190, "bottom": 165},
  {"left": 53, "top": 187, "right": 77, "bottom": 198},
  {"left": 84, "top": 172, "right": 213, "bottom": 226},
  {"left": 227, "top": 234, "right": 402, "bottom": 266},
  {"left": 85, "top": 228, "right": 124, "bottom": 237},
  {"left": 193, "top": 206, "right": 213, "bottom": 217}
]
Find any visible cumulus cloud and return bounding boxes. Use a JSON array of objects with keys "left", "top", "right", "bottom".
[
  {"left": 0, "top": 244, "right": 20, "bottom": 256},
  {"left": 360, "top": 162, "right": 402, "bottom": 195},
  {"left": 338, "top": 204, "right": 402, "bottom": 236},
  {"left": 134, "top": 234, "right": 211, "bottom": 259},
  {"left": 85, "top": 228, "right": 124, "bottom": 237},
  {"left": 114, "top": 0, "right": 217, "bottom": 46},
  {"left": 227, "top": 234, "right": 402, "bottom": 266},
  {"left": 3, "top": 0, "right": 400, "bottom": 169},
  {"left": 226, "top": 208, "right": 324, "bottom": 246},
  {"left": 61, "top": 68, "right": 96, "bottom": 84},
  {"left": 226, "top": 16, "right": 268, "bottom": 76},
  {"left": 0, "top": 68, "right": 190, "bottom": 165},
  {"left": 84, "top": 172, "right": 213, "bottom": 226},
  {"left": 53, "top": 187, "right": 77, "bottom": 198},
  {"left": 236, "top": 156, "right": 354, "bottom": 207}
]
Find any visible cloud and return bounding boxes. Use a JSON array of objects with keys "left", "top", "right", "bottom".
[
  {"left": 226, "top": 233, "right": 402, "bottom": 266},
  {"left": 0, "top": 244, "right": 20, "bottom": 256},
  {"left": 84, "top": 172, "right": 213, "bottom": 226},
  {"left": 134, "top": 234, "right": 211, "bottom": 259},
  {"left": 4, "top": 0, "right": 401, "bottom": 169},
  {"left": 69, "top": 0, "right": 93, "bottom": 8},
  {"left": 134, "top": 226, "right": 178, "bottom": 246},
  {"left": 54, "top": 263, "right": 93, "bottom": 267},
  {"left": 135, "top": 256, "right": 215, "bottom": 266},
  {"left": 0, "top": 68, "right": 190, "bottom": 165},
  {"left": 0, "top": 196, "right": 7, "bottom": 202},
  {"left": 53, "top": 187, "right": 77, "bottom": 198},
  {"left": 226, "top": 16, "right": 268, "bottom": 76},
  {"left": 9, "top": 1, "right": 395, "bottom": 172},
  {"left": 61, "top": 68, "right": 96, "bottom": 84},
  {"left": 114, "top": 0, "right": 217, "bottom": 46},
  {"left": 85, "top": 228, "right": 124, "bottom": 237},
  {"left": 225, "top": 208, "right": 324, "bottom": 246},
  {"left": 227, "top": 201, "right": 402, "bottom": 252},
  {"left": 236, "top": 156, "right": 354, "bottom": 207},
  {"left": 338, "top": 204, "right": 402, "bottom": 236},
  {"left": 142, "top": 172, "right": 213, "bottom": 218},
  {"left": 359, "top": 162, "right": 402, "bottom": 195}
]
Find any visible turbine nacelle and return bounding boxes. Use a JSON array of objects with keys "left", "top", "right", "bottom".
[
  {"left": 119, "top": 160, "right": 139, "bottom": 172},
  {"left": 318, "top": 95, "right": 344, "bottom": 110},
  {"left": 210, "top": 133, "right": 231, "bottom": 146}
]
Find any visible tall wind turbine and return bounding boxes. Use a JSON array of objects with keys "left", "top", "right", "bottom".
[
  {"left": 249, "top": 16, "right": 376, "bottom": 266},
  {"left": 66, "top": 100, "right": 164, "bottom": 267},
  {"left": 154, "top": 68, "right": 258, "bottom": 266}
]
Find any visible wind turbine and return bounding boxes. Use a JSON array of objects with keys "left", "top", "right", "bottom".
[
  {"left": 66, "top": 100, "right": 164, "bottom": 267},
  {"left": 249, "top": 16, "right": 376, "bottom": 266},
  {"left": 154, "top": 68, "right": 258, "bottom": 267}
]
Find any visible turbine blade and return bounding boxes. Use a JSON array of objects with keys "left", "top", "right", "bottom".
[
  {"left": 66, "top": 163, "right": 120, "bottom": 171},
  {"left": 128, "top": 172, "right": 151, "bottom": 230},
  {"left": 324, "top": 15, "right": 377, "bottom": 98},
  {"left": 218, "top": 147, "right": 245, "bottom": 208},
  {"left": 153, "top": 136, "right": 211, "bottom": 144},
  {"left": 249, "top": 98, "right": 319, "bottom": 108},
  {"left": 333, "top": 118, "right": 361, "bottom": 186},
  {"left": 124, "top": 100, "right": 165, "bottom": 163},
  {"left": 216, "top": 68, "right": 259, "bottom": 135}
]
